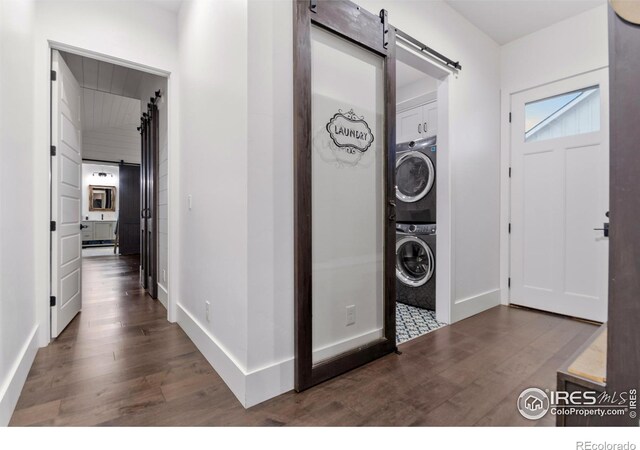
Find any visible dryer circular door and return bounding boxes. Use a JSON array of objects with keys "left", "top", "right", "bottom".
[
  {"left": 395, "top": 151, "right": 435, "bottom": 203},
  {"left": 396, "top": 235, "right": 435, "bottom": 287}
]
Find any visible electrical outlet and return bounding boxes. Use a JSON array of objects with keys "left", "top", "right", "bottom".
[
  {"left": 205, "top": 301, "right": 210, "bottom": 322},
  {"left": 162, "top": 269, "right": 167, "bottom": 283},
  {"left": 346, "top": 305, "right": 356, "bottom": 326},
  {"left": 188, "top": 194, "right": 193, "bottom": 210}
]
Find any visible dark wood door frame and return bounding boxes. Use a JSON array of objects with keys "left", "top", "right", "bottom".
[
  {"left": 604, "top": 5, "right": 640, "bottom": 426},
  {"left": 293, "top": 0, "right": 397, "bottom": 392}
]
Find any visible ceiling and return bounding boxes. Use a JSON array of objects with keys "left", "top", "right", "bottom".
[
  {"left": 81, "top": 88, "right": 141, "bottom": 132},
  {"left": 397, "top": 60, "right": 432, "bottom": 88},
  {"left": 444, "top": 0, "right": 605, "bottom": 45},
  {"left": 60, "top": 51, "right": 145, "bottom": 99},
  {"left": 60, "top": 52, "right": 143, "bottom": 132}
]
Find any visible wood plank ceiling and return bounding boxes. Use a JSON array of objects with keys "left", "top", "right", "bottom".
[{"left": 60, "top": 51, "right": 142, "bottom": 132}]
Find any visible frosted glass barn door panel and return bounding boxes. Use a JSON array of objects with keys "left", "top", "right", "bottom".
[{"left": 310, "top": 26, "right": 386, "bottom": 364}]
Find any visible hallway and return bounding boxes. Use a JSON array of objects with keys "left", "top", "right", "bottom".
[{"left": 9, "top": 252, "right": 597, "bottom": 426}]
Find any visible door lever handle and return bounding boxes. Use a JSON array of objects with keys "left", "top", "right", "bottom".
[{"left": 593, "top": 222, "right": 609, "bottom": 237}]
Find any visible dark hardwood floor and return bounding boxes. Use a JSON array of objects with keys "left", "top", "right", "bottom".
[{"left": 10, "top": 255, "right": 597, "bottom": 426}]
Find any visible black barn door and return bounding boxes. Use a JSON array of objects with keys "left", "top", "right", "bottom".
[{"left": 118, "top": 163, "right": 141, "bottom": 255}]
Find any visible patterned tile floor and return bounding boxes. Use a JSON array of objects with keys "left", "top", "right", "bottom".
[{"left": 396, "top": 302, "right": 446, "bottom": 344}]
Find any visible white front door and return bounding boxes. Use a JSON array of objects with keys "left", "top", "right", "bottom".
[
  {"left": 51, "top": 50, "right": 83, "bottom": 337},
  {"left": 510, "top": 69, "right": 609, "bottom": 323}
]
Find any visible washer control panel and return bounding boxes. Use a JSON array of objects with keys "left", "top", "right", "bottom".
[{"left": 396, "top": 223, "right": 436, "bottom": 235}]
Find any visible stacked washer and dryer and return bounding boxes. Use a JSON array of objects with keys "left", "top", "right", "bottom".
[{"left": 395, "top": 136, "right": 437, "bottom": 311}]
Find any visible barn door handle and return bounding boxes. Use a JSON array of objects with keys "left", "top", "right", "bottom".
[
  {"left": 388, "top": 201, "right": 396, "bottom": 221},
  {"left": 418, "top": 123, "right": 422, "bottom": 134}
]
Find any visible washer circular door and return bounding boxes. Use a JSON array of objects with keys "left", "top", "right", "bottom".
[
  {"left": 396, "top": 235, "right": 435, "bottom": 287},
  {"left": 395, "top": 151, "right": 435, "bottom": 203}
]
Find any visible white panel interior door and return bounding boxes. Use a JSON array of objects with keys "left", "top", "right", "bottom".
[
  {"left": 510, "top": 69, "right": 609, "bottom": 322},
  {"left": 51, "top": 50, "right": 83, "bottom": 337}
]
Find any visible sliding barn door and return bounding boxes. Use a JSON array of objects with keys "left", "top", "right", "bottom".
[
  {"left": 51, "top": 50, "right": 83, "bottom": 337},
  {"left": 118, "top": 163, "right": 141, "bottom": 255},
  {"left": 294, "top": 0, "right": 397, "bottom": 391},
  {"left": 139, "top": 102, "right": 158, "bottom": 298}
]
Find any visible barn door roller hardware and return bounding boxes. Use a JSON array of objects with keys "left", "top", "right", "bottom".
[
  {"left": 150, "top": 90, "right": 162, "bottom": 105},
  {"left": 380, "top": 9, "right": 389, "bottom": 49},
  {"left": 395, "top": 27, "right": 462, "bottom": 71},
  {"left": 310, "top": 0, "right": 317, "bottom": 13}
]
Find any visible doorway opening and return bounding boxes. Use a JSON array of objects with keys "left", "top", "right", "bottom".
[
  {"left": 50, "top": 49, "right": 169, "bottom": 339},
  {"left": 394, "top": 59, "right": 444, "bottom": 344},
  {"left": 394, "top": 43, "right": 451, "bottom": 344}
]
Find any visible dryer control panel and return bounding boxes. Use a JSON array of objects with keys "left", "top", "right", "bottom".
[{"left": 396, "top": 223, "right": 436, "bottom": 235}]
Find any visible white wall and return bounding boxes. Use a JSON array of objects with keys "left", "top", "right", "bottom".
[
  {"left": 499, "top": 4, "right": 608, "bottom": 304},
  {"left": 0, "top": 0, "right": 39, "bottom": 427},
  {"left": 83, "top": 125, "right": 140, "bottom": 164},
  {"left": 138, "top": 73, "right": 169, "bottom": 305},
  {"left": 81, "top": 163, "right": 120, "bottom": 221},
  {"left": 245, "top": 0, "right": 294, "bottom": 403},
  {"left": 176, "top": 0, "right": 251, "bottom": 404},
  {"left": 32, "top": 0, "right": 180, "bottom": 348},
  {"left": 501, "top": 5, "right": 608, "bottom": 95},
  {"left": 397, "top": 77, "right": 438, "bottom": 105}
]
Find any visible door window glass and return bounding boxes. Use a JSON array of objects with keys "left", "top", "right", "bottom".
[{"left": 525, "top": 86, "right": 600, "bottom": 143}]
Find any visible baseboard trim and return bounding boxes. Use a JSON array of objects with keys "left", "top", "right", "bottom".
[
  {"left": 176, "top": 303, "right": 247, "bottom": 406},
  {"left": 157, "top": 283, "right": 168, "bottom": 310},
  {"left": 0, "top": 325, "right": 39, "bottom": 426},
  {"left": 452, "top": 288, "right": 501, "bottom": 322},
  {"left": 244, "top": 357, "right": 294, "bottom": 408},
  {"left": 176, "top": 303, "right": 294, "bottom": 408}
]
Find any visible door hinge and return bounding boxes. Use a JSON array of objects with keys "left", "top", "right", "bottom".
[
  {"left": 508, "top": 278, "right": 511, "bottom": 288},
  {"left": 508, "top": 112, "right": 512, "bottom": 123},
  {"left": 50, "top": 145, "right": 57, "bottom": 156},
  {"left": 508, "top": 223, "right": 511, "bottom": 234},
  {"left": 51, "top": 70, "right": 57, "bottom": 81},
  {"left": 508, "top": 167, "right": 511, "bottom": 178},
  {"left": 310, "top": 0, "right": 317, "bottom": 13},
  {"left": 380, "top": 9, "right": 389, "bottom": 49},
  {"left": 50, "top": 296, "right": 56, "bottom": 307},
  {"left": 50, "top": 220, "right": 56, "bottom": 232}
]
